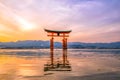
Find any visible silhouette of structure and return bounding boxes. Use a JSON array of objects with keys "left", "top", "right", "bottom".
[{"left": 44, "top": 29, "right": 72, "bottom": 71}]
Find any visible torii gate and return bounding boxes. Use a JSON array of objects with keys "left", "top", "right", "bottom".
[{"left": 44, "top": 29, "right": 72, "bottom": 71}]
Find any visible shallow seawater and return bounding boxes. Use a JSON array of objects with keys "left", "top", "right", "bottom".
[{"left": 0, "top": 49, "right": 120, "bottom": 80}]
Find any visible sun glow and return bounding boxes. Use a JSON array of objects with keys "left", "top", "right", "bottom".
[{"left": 15, "top": 16, "right": 36, "bottom": 31}]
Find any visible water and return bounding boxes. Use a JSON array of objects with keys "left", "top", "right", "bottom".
[
  {"left": 0, "top": 49, "right": 120, "bottom": 57},
  {"left": 0, "top": 49, "right": 120, "bottom": 80}
]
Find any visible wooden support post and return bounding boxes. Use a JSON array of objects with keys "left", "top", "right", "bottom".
[
  {"left": 65, "top": 38, "right": 68, "bottom": 63},
  {"left": 50, "top": 37, "right": 54, "bottom": 67},
  {"left": 62, "top": 37, "right": 68, "bottom": 66},
  {"left": 62, "top": 33, "right": 66, "bottom": 66},
  {"left": 63, "top": 49, "right": 66, "bottom": 66},
  {"left": 65, "top": 38, "right": 67, "bottom": 49},
  {"left": 50, "top": 37, "right": 54, "bottom": 50}
]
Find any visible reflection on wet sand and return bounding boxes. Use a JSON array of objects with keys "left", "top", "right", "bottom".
[
  {"left": 0, "top": 49, "right": 120, "bottom": 80},
  {"left": 18, "top": 63, "right": 44, "bottom": 77},
  {"left": 0, "top": 55, "right": 46, "bottom": 80}
]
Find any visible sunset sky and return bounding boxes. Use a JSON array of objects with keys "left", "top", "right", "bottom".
[{"left": 0, "top": 0, "right": 120, "bottom": 42}]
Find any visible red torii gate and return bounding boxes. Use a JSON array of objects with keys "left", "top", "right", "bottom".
[{"left": 44, "top": 29, "right": 72, "bottom": 71}]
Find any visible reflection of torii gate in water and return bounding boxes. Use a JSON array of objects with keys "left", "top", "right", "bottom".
[{"left": 44, "top": 29, "right": 72, "bottom": 71}]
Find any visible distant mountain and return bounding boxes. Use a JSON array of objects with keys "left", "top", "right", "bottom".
[
  {"left": 68, "top": 42, "right": 120, "bottom": 49},
  {"left": 0, "top": 40, "right": 120, "bottom": 49}
]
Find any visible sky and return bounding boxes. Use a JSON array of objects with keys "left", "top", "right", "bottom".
[{"left": 0, "top": 0, "right": 120, "bottom": 42}]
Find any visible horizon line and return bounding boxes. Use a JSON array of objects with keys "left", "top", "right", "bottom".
[{"left": 0, "top": 40, "right": 120, "bottom": 43}]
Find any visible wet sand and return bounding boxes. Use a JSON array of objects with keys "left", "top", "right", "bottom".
[{"left": 0, "top": 49, "right": 120, "bottom": 80}]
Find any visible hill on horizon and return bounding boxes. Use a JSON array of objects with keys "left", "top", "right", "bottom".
[{"left": 0, "top": 40, "right": 120, "bottom": 49}]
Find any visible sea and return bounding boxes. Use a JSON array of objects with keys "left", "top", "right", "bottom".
[{"left": 0, "top": 49, "right": 120, "bottom": 80}]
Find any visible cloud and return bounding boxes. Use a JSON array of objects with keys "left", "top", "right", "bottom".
[{"left": 0, "top": 0, "right": 120, "bottom": 42}]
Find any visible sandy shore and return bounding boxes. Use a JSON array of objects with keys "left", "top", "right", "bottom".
[{"left": 0, "top": 50, "right": 120, "bottom": 80}]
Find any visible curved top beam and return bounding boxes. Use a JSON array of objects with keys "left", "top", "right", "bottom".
[{"left": 44, "top": 29, "right": 72, "bottom": 33}]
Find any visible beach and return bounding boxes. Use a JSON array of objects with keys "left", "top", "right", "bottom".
[{"left": 0, "top": 49, "right": 120, "bottom": 80}]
